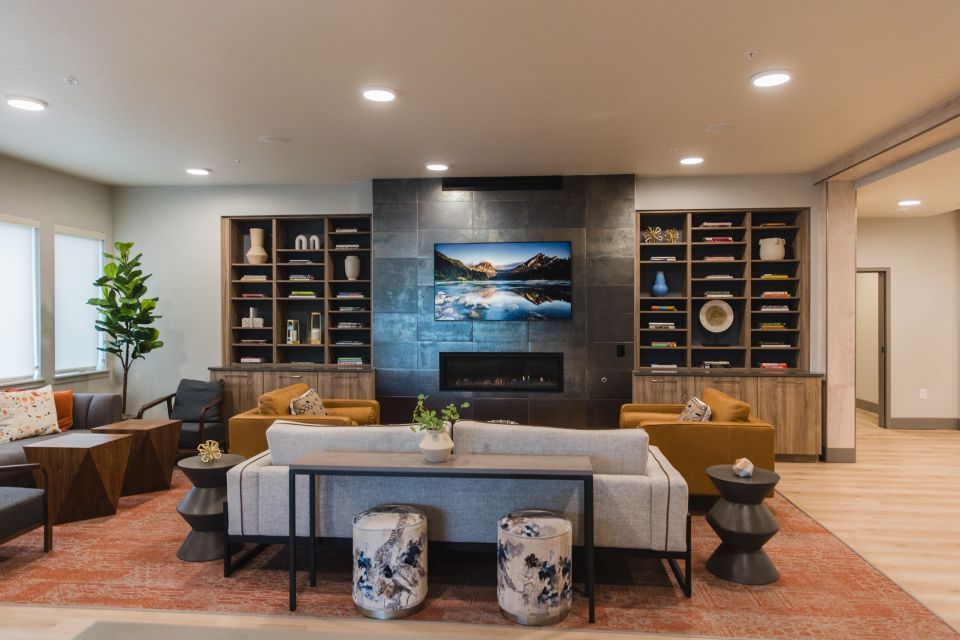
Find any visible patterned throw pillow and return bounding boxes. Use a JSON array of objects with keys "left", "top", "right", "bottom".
[
  {"left": 0, "top": 385, "right": 61, "bottom": 444},
  {"left": 289, "top": 388, "right": 327, "bottom": 416},
  {"left": 679, "top": 396, "right": 712, "bottom": 422}
]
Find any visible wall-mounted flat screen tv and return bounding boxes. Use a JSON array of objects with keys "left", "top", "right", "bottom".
[{"left": 434, "top": 241, "right": 572, "bottom": 321}]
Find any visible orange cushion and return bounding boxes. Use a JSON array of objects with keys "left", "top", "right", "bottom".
[
  {"left": 54, "top": 390, "right": 74, "bottom": 430},
  {"left": 258, "top": 383, "right": 309, "bottom": 416},
  {"left": 702, "top": 387, "right": 751, "bottom": 422}
]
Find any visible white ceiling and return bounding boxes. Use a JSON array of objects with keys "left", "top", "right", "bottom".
[
  {"left": 2, "top": 0, "right": 960, "bottom": 186},
  {"left": 857, "top": 145, "right": 960, "bottom": 218}
]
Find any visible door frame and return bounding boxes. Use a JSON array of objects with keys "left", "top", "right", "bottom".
[{"left": 856, "top": 268, "right": 891, "bottom": 428}]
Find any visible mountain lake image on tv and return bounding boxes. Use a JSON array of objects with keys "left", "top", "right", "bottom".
[{"left": 434, "top": 241, "right": 572, "bottom": 321}]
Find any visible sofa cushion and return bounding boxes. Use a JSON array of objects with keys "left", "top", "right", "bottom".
[
  {"left": 0, "top": 486, "right": 45, "bottom": 540},
  {"left": 258, "top": 384, "right": 309, "bottom": 417},
  {"left": 452, "top": 420, "right": 648, "bottom": 475},
  {"left": 72, "top": 393, "right": 122, "bottom": 430},
  {"left": 0, "top": 386, "right": 61, "bottom": 445},
  {"left": 267, "top": 421, "right": 419, "bottom": 465},
  {"left": 703, "top": 387, "right": 751, "bottom": 422},
  {"left": 171, "top": 379, "right": 224, "bottom": 423}
]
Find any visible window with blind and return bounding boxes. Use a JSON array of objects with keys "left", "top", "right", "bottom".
[
  {"left": 55, "top": 227, "right": 105, "bottom": 375},
  {"left": 0, "top": 216, "right": 40, "bottom": 382}
]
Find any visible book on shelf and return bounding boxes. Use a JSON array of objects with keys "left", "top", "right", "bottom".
[
  {"left": 239, "top": 356, "right": 264, "bottom": 364},
  {"left": 650, "top": 341, "right": 678, "bottom": 348},
  {"left": 650, "top": 363, "right": 678, "bottom": 369},
  {"left": 760, "top": 273, "right": 789, "bottom": 279},
  {"left": 648, "top": 322, "right": 675, "bottom": 329},
  {"left": 289, "top": 291, "right": 317, "bottom": 298},
  {"left": 699, "top": 221, "right": 733, "bottom": 228},
  {"left": 704, "top": 291, "right": 733, "bottom": 298},
  {"left": 336, "top": 305, "right": 366, "bottom": 311},
  {"left": 759, "top": 222, "right": 787, "bottom": 227},
  {"left": 335, "top": 243, "right": 361, "bottom": 249},
  {"left": 334, "top": 228, "right": 359, "bottom": 233},
  {"left": 760, "top": 362, "right": 789, "bottom": 369},
  {"left": 704, "top": 256, "right": 736, "bottom": 261},
  {"left": 337, "top": 357, "right": 365, "bottom": 366},
  {"left": 759, "top": 342, "right": 791, "bottom": 348},
  {"left": 649, "top": 305, "right": 677, "bottom": 311},
  {"left": 649, "top": 256, "right": 677, "bottom": 262},
  {"left": 759, "top": 322, "right": 787, "bottom": 329},
  {"left": 240, "top": 293, "right": 266, "bottom": 298},
  {"left": 337, "top": 292, "right": 365, "bottom": 299},
  {"left": 289, "top": 274, "right": 315, "bottom": 280},
  {"left": 288, "top": 259, "right": 315, "bottom": 264},
  {"left": 702, "top": 360, "right": 731, "bottom": 368},
  {"left": 336, "top": 322, "right": 367, "bottom": 329},
  {"left": 760, "top": 305, "right": 790, "bottom": 311},
  {"left": 702, "top": 236, "right": 734, "bottom": 243},
  {"left": 704, "top": 274, "right": 734, "bottom": 279},
  {"left": 240, "top": 275, "right": 269, "bottom": 281},
  {"left": 335, "top": 340, "right": 366, "bottom": 346},
  {"left": 760, "top": 291, "right": 790, "bottom": 298},
  {"left": 239, "top": 339, "right": 268, "bottom": 344}
]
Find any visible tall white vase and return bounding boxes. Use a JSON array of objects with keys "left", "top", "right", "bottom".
[
  {"left": 247, "top": 228, "right": 268, "bottom": 264},
  {"left": 345, "top": 255, "right": 361, "bottom": 281}
]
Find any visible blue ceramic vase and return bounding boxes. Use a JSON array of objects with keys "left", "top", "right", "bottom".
[{"left": 652, "top": 271, "right": 669, "bottom": 297}]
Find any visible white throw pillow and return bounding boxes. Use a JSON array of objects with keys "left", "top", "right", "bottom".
[
  {"left": 290, "top": 388, "right": 327, "bottom": 416},
  {"left": 679, "top": 396, "right": 712, "bottom": 422},
  {"left": 0, "top": 385, "right": 61, "bottom": 444}
]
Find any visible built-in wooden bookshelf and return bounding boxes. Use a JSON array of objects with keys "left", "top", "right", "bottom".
[
  {"left": 221, "top": 214, "right": 372, "bottom": 366},
  {"left": 633, "top": 208, "right": 809, "bottom": 372}
]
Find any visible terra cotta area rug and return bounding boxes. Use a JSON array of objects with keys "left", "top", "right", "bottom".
[{"left": 0, "top": 471, "right": 954, "bottom": 639}]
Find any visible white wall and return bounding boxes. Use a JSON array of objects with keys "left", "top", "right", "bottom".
[
  {"left": 111, "top": 183, "right": 372, "bottom": 411},
  {"left": 635, "top": 174, "right": 827, "bottom": 372},
  {"left": 855, "top": 271, "right": 880, "bottom": 406},
  {"left": 857, "top": 212, "right": 960, "bottom": 420},
  {"left": 0, "top": 153, "right": 114, "bottom": 393}
]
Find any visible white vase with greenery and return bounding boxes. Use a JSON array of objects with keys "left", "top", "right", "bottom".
[{"left": 410, "top": 394, "right": 469, "bottom": 463}]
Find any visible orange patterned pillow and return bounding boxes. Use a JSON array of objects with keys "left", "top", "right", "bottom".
[{"left": 0, "top": 385, "right": 61, "bottom": 444}]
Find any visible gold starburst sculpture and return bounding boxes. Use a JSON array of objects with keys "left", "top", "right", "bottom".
[
  {"left": 664, "top": 228, "right": 681, "bottom": 243},
  {"left": 642, "top": 226, "right": 663, "bottom": 243},
  {"left": 198, "top": 440, "right": 222, "bottom": 463}
]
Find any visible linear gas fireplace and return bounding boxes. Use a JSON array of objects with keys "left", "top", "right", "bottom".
[{"left": 439, "top": 352, "right": 564, "bottom": 392}]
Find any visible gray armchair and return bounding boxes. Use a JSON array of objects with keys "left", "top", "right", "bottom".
[
  {"left": 137, "top": 378, "right": 226, "bottom": 453},
  {"left": 0, "top": 463, "right": 51, "bottom": 551}
]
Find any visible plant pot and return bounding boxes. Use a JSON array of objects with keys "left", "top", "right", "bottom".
[
  {"left": 247, "top": 228, "right": 268, "bottom": 264},
  {"left": 345, "top": 255, "right": 361, "bottom": 281},
  {"left": 418, "top": 430, "right": 453, "bottom": 463},
  {"left": 758, "top": 237, "right": 786, "bottom": 261}
]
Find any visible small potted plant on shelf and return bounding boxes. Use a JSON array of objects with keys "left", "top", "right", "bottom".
[{"left": 410, "top": 394, "right": 469, "bottom": 463}]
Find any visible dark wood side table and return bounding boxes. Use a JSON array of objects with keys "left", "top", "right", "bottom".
[
  {"left": 705, "top": 464, "right": 781, "bottom": 585},
  {"left": 92, "top": 419, "right": 182, "bottom": 495},
  {"left": 23, "top": 432, "right": 132, "bottom": 524},
  {"left": 176, "top": 454, "right": 244, "bottom": 562}
]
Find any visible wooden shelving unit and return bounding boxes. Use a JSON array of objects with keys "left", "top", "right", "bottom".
[
  {"left": 633, "top": 208, "right": 809, "bottom": 372},
  {"left": 221, "top": 214, "right": 372, "bottom": 367}
]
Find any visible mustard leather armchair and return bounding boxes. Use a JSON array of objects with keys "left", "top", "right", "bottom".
[{"left": 620, "top": 403, "right": 775, "bottom": 497}]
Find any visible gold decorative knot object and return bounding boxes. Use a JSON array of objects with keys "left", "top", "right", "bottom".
[
  {"left": 198, "top": 440, "right": 222, "bottom": 463},
  {"left": 664, "top": 228, "right": 681, "bottom": 243},
  {"left": 642, "top": 226, "right": 664, "bottom": 243}
]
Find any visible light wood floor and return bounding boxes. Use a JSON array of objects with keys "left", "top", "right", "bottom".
[
  {"left": 3, "top": 409, "right": 957, "bottom": 639},
  {"left": 778, "top": 409, "right": 960, "bottom": 632}
]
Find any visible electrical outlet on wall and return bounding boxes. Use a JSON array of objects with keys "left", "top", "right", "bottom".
[{"left": 919, "top": 388, "right": 928, "bottom": 400}]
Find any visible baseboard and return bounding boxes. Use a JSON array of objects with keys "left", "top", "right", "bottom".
[
  {"left": 824, "top": 447, "right": 856, "bottom": 463},
  {"left": 888, "top": 417, "right": 960, "bottom": 430},
  {"left": 855, "top": 399, "right": 879, "bottom": 413}
]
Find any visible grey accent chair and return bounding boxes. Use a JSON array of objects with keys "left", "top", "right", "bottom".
[
  {"left": 137, "top": 379, "right": 226, "bottom": 454},
  {"left": 0, "top": 463, "right": 51, "bottom": 551},
  {"left": 0, "top": 392, "right": 122, "bottom": 487}
]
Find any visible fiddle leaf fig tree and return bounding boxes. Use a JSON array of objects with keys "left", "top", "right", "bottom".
[{"left": 87, "top": 241, "right": 163, "bottom": 415}]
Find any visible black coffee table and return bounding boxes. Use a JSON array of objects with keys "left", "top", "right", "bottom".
[
  {"left": 176, "top": 454, "right": 244, "bottom": 562},
  {"left": 705, "top": 464, "right": 781, "bottom": 585}
]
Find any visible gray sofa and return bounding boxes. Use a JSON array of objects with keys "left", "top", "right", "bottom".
[
  {"left": 0, "top": 392, "right": 122, "bottom": 486},
  {"left": 226, "top": 420, "right": 691, "bottom": 593}
]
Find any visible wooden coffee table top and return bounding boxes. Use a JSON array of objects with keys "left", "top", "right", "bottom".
[
  {"left": 23, "top": 432, "right": 131, "bottom": 449},
  {"left": 93, "top": 418, "right": 181, "bottom": 432}
]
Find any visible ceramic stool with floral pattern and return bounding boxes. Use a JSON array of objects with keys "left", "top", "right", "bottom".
[
  {"left": 352, "top": 504, "right": 428, "bottom": 619},
  {"left": 497, "top": 509, "right": 573, "bottom": 626}
]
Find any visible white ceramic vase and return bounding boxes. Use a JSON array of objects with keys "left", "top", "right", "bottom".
[
  {"left": 419, "top": 429, "right": 453, "bottom": 463},
  {"left": 247, "top": 228, "right": 268, "bottom": 264},
  {"left": 758, "top": 237, "right": 786, "bottom": 261},
  {"left": 345, "top": 255, "right": 361, "bottom": 281}
]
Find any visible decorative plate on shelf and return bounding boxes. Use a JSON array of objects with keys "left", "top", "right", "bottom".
[{"left": 699, "top": 299, "right": 734, "bottom": 333}]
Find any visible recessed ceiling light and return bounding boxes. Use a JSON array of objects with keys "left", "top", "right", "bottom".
[
  {"left": 751, "top": 70, "right": 791, "bottom": 88},
  {"left": 258, "top": 135, "right": 292, "bottom": 144},
  {"left": 425, "top": 163, "right": 449, "bottom": 172},
  {"left": 5, "top": 95, "right": 47, "bottom": 111},
  {"left": 679, "top": 156, "right": 704, "bottom": 166},
  {"left": 362, "top": 87, "right": 396, "bottom": 102},
  {"left": 897, "top": 199, "right": 922, "bottom": 207},
  {"left": 186, "top": 167, "right": 212, "bottom": 176}
]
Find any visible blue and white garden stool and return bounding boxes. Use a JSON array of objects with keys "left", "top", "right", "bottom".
[
  {"left": 352, "top": 505, "right": 428, "bottom": 619},
  {"left": 497, "top": 509, "right": 573, "bottom": 626}
]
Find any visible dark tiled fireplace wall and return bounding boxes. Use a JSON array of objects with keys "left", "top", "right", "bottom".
[{"left": 371, "top": 175, "right": 635, "bottom": 428}]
